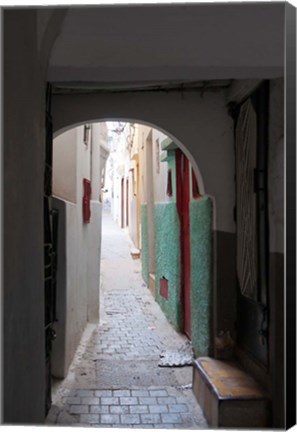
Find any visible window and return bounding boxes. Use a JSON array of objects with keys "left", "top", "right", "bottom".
[
  {"left": 83, "top": 124, "right": 91, "bottom": 146},
  {"left": 166, "top": 169, "right": 173, "bottom": 197},
  {"left": 192, "top": 168, "right": 201, "bottom": 198}
]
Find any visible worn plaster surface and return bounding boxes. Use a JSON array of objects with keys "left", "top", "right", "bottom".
[
  {"left": 140, "top": 204, "right": 149, "bottom": 285},
  {"left": 47, "top": 212, "right": 207, "bottom": 429},
  {"left": 154, "top": 202, "right": 182, "bottom": 331},
  {"left": 190, "top": 196, "right": 212, "bottom": 357}
]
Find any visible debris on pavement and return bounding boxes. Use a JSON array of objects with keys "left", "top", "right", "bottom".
[{"left": 158, "top": 340, "right": 194, "bottom": 367}]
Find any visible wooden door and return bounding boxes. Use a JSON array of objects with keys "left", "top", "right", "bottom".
[
  {"left": 234, "top": 82, "right": 269, "bottom": 366},
  {"left": 44, "top": 83, "right": 59, "bottom": 415},
  {"left": 176, "top": 149, "right": 191, "bottom": 339}
]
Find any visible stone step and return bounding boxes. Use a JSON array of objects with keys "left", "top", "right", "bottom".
[
  {"left": 130, "top": 248, "right": 140, "bottom": 259},
  {"left": 192, "top": 357, "right": 270, "bottom": 428}
]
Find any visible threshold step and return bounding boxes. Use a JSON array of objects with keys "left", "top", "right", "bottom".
[{"left": 192, "top": 357, "right": 270, "bottom": 428}]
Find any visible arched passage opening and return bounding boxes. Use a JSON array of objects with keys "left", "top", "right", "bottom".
[
  {"left": 2, "top": 5, "right": 286, "bottom": 427},
  {"left": 53, "top": 117, "right": 206, "bottom": 196},
  {"left": 49, "top": 118, "right": 213, "bottom": 427},
  {"left": 51, "top": 84, "right": 239, "bottom": 351},
  {"left": 45, "top": 76, "right": 287, "bottom": 430}
]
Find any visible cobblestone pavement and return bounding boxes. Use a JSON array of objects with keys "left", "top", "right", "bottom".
[{"left": 47, "top": 212, "right": 208, "bottom": 429}]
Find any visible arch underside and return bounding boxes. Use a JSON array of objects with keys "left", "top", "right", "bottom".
[{"left": 52, "top": 89, "right": 235, "bottom": 218}]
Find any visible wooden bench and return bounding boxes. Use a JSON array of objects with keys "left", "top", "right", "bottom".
[{"left": 192, "top": 357, "right": 270, "bottom": 428}]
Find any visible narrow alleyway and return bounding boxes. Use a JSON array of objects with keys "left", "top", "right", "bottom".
[{"left": 47, "top": 212, "right": 208, "bottom": 428}]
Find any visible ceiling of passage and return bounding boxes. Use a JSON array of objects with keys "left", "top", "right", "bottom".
[{"left": 48, "top": 3, "right": 285, "bottom": 89}]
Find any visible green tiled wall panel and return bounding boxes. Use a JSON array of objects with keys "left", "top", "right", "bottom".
[
  {"left": 140, "top": 204, "right": 149, "bottom": 285},
  {"left": 190, "top": 196, "right": 213, "bottom": 357},
  {"left": 154, "top": 202, "right": 182, "bottom": 331}
]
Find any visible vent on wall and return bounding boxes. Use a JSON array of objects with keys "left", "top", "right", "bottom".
[
  {"left": 83, "top": 124, "right": 91, "bottom": 146},
  {"left": 160, "top": 277, "right": 168, "bottom": 300}
]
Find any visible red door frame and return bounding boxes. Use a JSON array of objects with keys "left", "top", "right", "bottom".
[{"left": 176, "top": 149, "right": 191, "bottom": 339}]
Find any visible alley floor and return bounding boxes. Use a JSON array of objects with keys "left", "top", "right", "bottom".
[{"left": 47, "top": 212, "right": 208, "bottom": 429}]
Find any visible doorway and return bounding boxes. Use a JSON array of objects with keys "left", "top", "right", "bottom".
[
  {"left": 175, "top": 149, "right": 191, "bottom": 340},
  {"left": 126, "top": 178, "right": 129, "bottom": 227},
  {"left": 234, "top": 82, "right": 269, "bottom": 367},
  {"left": 146, "top": 130, "right": 155, "bottom": 276}
]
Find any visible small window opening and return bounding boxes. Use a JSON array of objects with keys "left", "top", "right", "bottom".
[
  {"left": 166, "top": 169, "right": 172, "bottom": 197},
  {"left": 83, "top": 124, "right": 91, "bottom": 146},
  {"left": 192, "top": 168, "right": 201, "bottom": 198}
]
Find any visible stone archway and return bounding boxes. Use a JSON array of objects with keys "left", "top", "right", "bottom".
[{"left": 52, "top": 117, "right": 214, "bottom": 359}]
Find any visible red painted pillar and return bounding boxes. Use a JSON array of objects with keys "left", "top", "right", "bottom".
[{"left": 175, "top": 149, "right": 191, "bottom": 339}]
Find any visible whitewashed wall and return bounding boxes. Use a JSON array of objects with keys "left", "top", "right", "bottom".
[{"left": 51, "top": 123, "right": 107, "bottom": 377}]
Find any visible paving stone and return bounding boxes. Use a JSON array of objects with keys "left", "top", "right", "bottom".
[
  {"left": 129, "top": 405, "right": 149, "bottom": 414},
  {"left": 131, "top": 390, "right": 150, "bottom": 397},
  {"left": 90, "top": 405, "right": 109, "bottom": 414},
  {"left": 110, "top": 405, "right": 129, "bottom": 414},
  {"left": 95, "top": 390, "right": 112, "bottom": 397},
  {"left": 113, "top": 389, "right": 131, "bottom": 397},
  {"left": 101, "top": 397, "right": 119, "bottom": 405},
  {"left": 149, "top": 405, "right": 169, "bottom": 414},
  {"left": 161, "top": 413, "right": 183, "bottom": 424},
  {"left": 139, "top": 397, "right": 158, "bottom": 405},
  {"left": 80, "top": 414, "right": 99, "bottom": 424},
  {"left": 155, "top": 423, "right": 174, "bottom": 429},
  {"left": 65, "top": 389, "right": 77, "bottom": 397},
  {"left": 141, "top": 413, "right": 161, "bottom": 424},
  {"left": 51, "top": 215, "right": 208, "bottom": 430},
  {"left": 120, "top": 414, "right": 141, "bottom": 424},
  {"left": 178, "top": 414, "right": 195, "bottom": 428},
  {"left": 149, "top": 390, "right": 168, "bottom": 397},
  {"left": 168, "top": 404, "right": 189, "bottom": 413},
  {"left": 81, "top": 397, "right": 99, "bottom": 405},
  {"left": 100, "top": 414, "right": 120, "bottom": 424},
  {"left": 175, "top": 396, "right": 187, "bottom": 404},
  {"left": 76, "top": 390, "right": 94, "bottom": 397},
  {"left": 62, "top": 397, "right": 81, "bottom": 405},
  {"left": 69, "top": 405, "right": 89, "bottom": 414},
  {"left": 120, "top": 396, "right": 138, "bottom": 405},
  {"left": 157, "top": 397, "right": 176, "bottom": 405}
]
